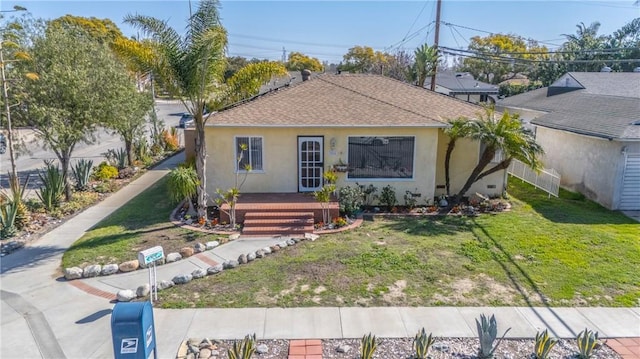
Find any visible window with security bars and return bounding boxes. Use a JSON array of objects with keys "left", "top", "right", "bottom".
[
  {"left": 235, "top": 136, "right": 263, "bottom": 171},
  {"left": 347, "top": 136, "right": 415, "bottom": 179}
]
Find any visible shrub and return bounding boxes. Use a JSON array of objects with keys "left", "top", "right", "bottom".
[
  {"left": 534, "top": 329, "right": 557, "bottom": 359},
  {"left": 37, "top": 160, "right": 65, "bottom": 211},
  {"left": 92, "top": 162, "right": 119, "bottom": 181},
  {"left": 576, "top": 328, "right": 599, "bottom": 359},
  {"left": 380, "top": 185, "right": 397, "bottom": 211},
  {"left": 360, "top": 333, "right": 378, "bottom": 359},
  {"left": 404, "top": 190, "right": 418, "bottom": 210},
  {"left": 104, "top": 148, "right": 128, "bottom": 169},
  {"left": 93, "top": 181, "right": 119, "bottom": 193},
  {"left": 413, "top": 328, "right": 435, "bottom": 359},
  {"left": 358, "top": 183, "right": 378, "bottom": 206},
  {"left": 227, "top": 333, "right": 256, "bottom": 359},
  {"left": 0, "top": 202, "right": 18, "bottom": 238},
  {"left": 162, "top": 129, "right": 179, "bottom": 151},
  {"left": 72, "top": 159, "right": 93, "bottom": 191},
  {"left": 338, "top": 185, "right": 364, "bottom": 216}
]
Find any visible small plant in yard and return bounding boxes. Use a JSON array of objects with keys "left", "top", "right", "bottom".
[
  {"left": 216, "top": 144, "right": 251, "bottom": 228},
  {"left": 104, "top": 148, "right": 128, "bottom": 169},
  {"left": 0, "top": 201, "right": 18, "bottom": 238},
  {"left": 227, "top": 333, "right": 256, "bottom": 359},
  {"left": 534, "top": 329, "right": 557, "bottom": 359},
  {"left": 360, "top": 332, "right": 378, "bottom": 359},
  {"left": 576, "top": 328, "right": 599, "bottom": 359},
  {"left": 72, "top": 159, "right": 94, "bottom": 191},
  {"left": 332, "top": 216, "right": 348, "bottom": 227},
  {"left": 37, "top": 160, "right": 65, "bottom": 211},
  {"left": 358, "top": 183, "right": 378, "bottom": 206},
  {"left": 92, "top": 162, "right": 119, "bottom": 181},
  {"left": 167, "top": 165, "right": 200, "bottom": 219},
  {"left": 404, "top": 190, "right": 418, "bottom": 210},
  {"left": 413, "top": 327, "right": 435, "bottom": 359},
  {"left": 338, "top": 185, "right": 364, "bottom": 216},
  {"left": 162, "top": 128, "right": 179, "bottom": 151},
  {"left": 1, "top": 173, "right": 31, "bottom": 230},
  {"left": 380, "top": 185, "right": 396, "bottom": 211},
  {"left": 314, "top": 170, "right": 337, "bottom": 224},
  {"left": 476, "top": 314, "right": 511, "bottom": 358}
]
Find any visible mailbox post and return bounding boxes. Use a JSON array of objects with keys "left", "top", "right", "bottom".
[
  {"left": 138, "top": 246, "right": 164, "bottom": 302},
  {"left": 111, "top": 301, "right": 157, "bottom": 359}
]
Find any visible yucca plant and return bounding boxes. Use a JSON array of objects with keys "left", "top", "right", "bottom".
[
  {"left": 413, "top": 327, "right": 436, "bottom": 359},
  {"left": 476, "top": 314, "right": 511, "bottom": 359},
  {"left": 37, "top": 160, "right": 65, "bottom": 211},
  {"left": 2, "top": 173, "right": 31, "bottom": 230},
  {"left": 0, "top": 201, "right": 18, "bottom": 238},
  {"left": 534, "top": 329, "right": 558, "bottom": 359},
  {"left": 72, "top": 159, "right": 93, "bottom": 191},
  {"left": 576, "top": 328, "right": 599, "bottom": 359},
  {"left": 361, "top": 332, "right": 378, "bottom": 359},
  {"left": 227, "top": 333, "right": 256, "bottom": 359},
  {"left": 105, "top": 148, "right": 128, "bottom": 169}
]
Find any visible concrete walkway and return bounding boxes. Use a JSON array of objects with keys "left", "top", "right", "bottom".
[{"left": 1, "top": 152, "right": 639, "bottom": 359}]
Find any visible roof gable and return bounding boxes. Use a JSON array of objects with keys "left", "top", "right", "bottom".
[{"left": 209, "top": 74, "right": 486, "bottom": 127}]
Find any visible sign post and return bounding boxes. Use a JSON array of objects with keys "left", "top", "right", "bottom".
[{"left": 137, "top": 246, "right": 164, "bottom": 303}]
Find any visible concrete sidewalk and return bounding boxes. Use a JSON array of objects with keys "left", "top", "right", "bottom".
[{"left": 2, "top": 151, "right": 639, "bottom": 359}]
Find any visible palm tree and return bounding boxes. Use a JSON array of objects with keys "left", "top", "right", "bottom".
[
  {"left": 456, "top": 108, "right": 543, "bottom": 199},
  {"left": 167, "top": 166, "right": 199, "bottom": 218},
  {"left": 443, "top": 117, "right": 470, "bottom": 197},
  {"left": 414, "top": 43, "right": 439, "bottom": 88},
  {"left": 122, "top": 0, "right": 286, "bottom": 219}
]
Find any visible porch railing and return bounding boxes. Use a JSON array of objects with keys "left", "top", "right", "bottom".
[{"left": 508, "top": 159, "right": 561, "bottom": 197}]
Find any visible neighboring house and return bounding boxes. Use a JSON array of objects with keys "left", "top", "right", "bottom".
[
  {"left": 203, "top": 73, "right": 507, "bottom": 207},
  {"left": 425, "top": 72, "right": 498, "bottom": 104},
  {"left": 497, "top": 72, "right": 640, "bottom": 211}
]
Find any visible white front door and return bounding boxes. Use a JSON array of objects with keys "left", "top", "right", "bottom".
[{"left": 298, "top": 137, "right": 324, "bottom": 192}]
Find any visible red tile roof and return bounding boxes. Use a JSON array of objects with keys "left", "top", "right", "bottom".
[{"left": 208, "top": 74, "right": 485, "bottom": 127}]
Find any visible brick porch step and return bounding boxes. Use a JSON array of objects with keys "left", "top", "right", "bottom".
[
  {"left": 242, "top": 212, "right": 315, "bottom": 236},
  {"left": 289, "top": 339, "right": 323, "bottom": 359}
]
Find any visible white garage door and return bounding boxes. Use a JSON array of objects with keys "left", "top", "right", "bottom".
[{"left": 620, "top": 153, "right": 640, "bottom": 210}]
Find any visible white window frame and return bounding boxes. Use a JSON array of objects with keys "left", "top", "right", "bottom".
[
  {"left": 346, "top": 135, "right": 416, "bottom": 181},
  {"left": 234, "top": 136, "right": 264, "bottom": 173}
]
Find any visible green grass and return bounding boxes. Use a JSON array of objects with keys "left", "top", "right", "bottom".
[{"left": 63, "top": 175, "right": 640, "bottom": 308}]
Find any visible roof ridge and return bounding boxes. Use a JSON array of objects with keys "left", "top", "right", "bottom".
[{"left": 317, "top": 75, "right": 448, "bottom": 125}]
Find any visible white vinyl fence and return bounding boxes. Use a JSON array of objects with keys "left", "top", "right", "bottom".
[{"left": 508, "top": 159, "right": 561, "bottom": 197}]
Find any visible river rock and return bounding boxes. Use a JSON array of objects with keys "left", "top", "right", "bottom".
[
  {"left": 116, "top": 289, "right": 136, "bottom": 302},
  {"left": 277, "top": 241, "right": 288, "bottom": 248},
  {"left": 336, "top": 344, "right": 351, "bottom": 353},
  {"left": 156, "top": 280, "right": 174, "bottom": 290},
  {"left": 229, "top": 233, "right": 240, "bottom": 240},
  {"left": 82, "top": 264, "right": 102, "bottom": 278},
  {"left": 256, "top": 344, "right": 268, "bottom": 354},
  {"left": 255, "top": 249, "right": 265, "bottom": 258},
  {"left": 166, "top": 252, "right": 182, "bottom": 263},
  {"left": 286, "top": 239, "right": 296, "bottom": 246},
  {"left": 101, "top": 264, "right": 119, "bottom": 276},
  {"left": 305, "top": 233, "right": 319, "bottom": 241},
  {"left": 207, "top": 264, "right": 223, "bottom": 275},
  {"left": 223, "top": 260, "right": 239, "bottom": 269},
  {"left": 270, "top": 245, "right": 280, "bottom": 252},
  {"left": 194, "top": 243, "right": 206, "bottom": 253},
  {"left": 136, "top": 284, "right": 150, "bottom": 297},
  {"left": 247, "top": 252, "right": 256, "bottom": 261},
  {"left": 172, "top": 274, "right": 193, "bottom": 285},
  {"left": 205, "top": 241, "right": 219, "bottom": 250},
  {"left": 238, "top": 254, "right": 248, "bottom": 264},
  {"left": 192, "top": 268, "right": 207, "bottom": 279},
  {"left": 199, "top": 348, "right": 212, "bottom": 359},
  {"left": 262, "top": 247, "right": 272, "bottom": 254},
  {"left": 119, "top": 260, "right": 139, "bottom": 272},
  {"left": 64, "top": 267, "right": 83, "bottom": 280},
  {"left": 180, "top": 247, "right": 195, "bottom": 258}
]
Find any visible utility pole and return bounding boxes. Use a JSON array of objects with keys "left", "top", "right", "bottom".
[
  {"left": 430, "top": 0, "right": 442, "bottom": 92},
  {"left": 282, "top": 46, "right": 286, "bottom": 63}
]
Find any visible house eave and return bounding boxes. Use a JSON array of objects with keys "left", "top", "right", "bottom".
[
  {"left": 208, "top": 123, "right": 449, "bottom": 128},
  {"left": 532, "top": 122, "right": 617, "bottom": 141}
]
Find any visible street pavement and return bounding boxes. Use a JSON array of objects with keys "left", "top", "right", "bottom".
[{"left": 1, "top": 151, "right": 639, "bottom": 359}]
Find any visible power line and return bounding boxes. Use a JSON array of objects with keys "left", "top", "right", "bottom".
[{"left": 440, "top": 47, "right": 640, "bottom": 64}]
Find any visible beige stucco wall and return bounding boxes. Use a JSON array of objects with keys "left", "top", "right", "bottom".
[
  {"left": 205, "top": 126, "right": 441, "bottom": 206},
  {"left": 434, "top": 130, "right": 507, "bottom": 199},
  {"left": 535, "top": 126, "right": 629, "bottom": 209}
]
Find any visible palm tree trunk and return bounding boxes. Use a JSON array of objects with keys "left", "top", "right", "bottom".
[
  {"left": 195, "top": 122, "right": 207, "bottom": 220},
  {"left": 456, "top": 148, "right": 496, "bottom": 199},
  {"left": 444, "top": 140, "right": 457, "bottom": 196}
]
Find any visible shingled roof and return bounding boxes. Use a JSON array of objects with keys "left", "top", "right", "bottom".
[
  {"left": 498, "top": 72, "right": 640, "bottom": 140},
  {"left": 208, "top": 74, "right": 485, "bottom": 127}
]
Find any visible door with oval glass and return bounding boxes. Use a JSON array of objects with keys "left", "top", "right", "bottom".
[{"left": 298, "top": 136, "right": 324, "bottom": 192}]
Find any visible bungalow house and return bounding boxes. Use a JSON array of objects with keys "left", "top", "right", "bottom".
[
  {"left": 497, "top": 72, "right": 640, "bottom": 211},
  {"left": 200, "top": 74, "right": 508, "bottom": 233},
  {"left": 425, "top": 72, "right": 498, "bottom": 104}
]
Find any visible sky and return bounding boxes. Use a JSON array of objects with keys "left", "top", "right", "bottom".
[{"left": 1, "top": 0, "right": 638, "bottom": 64}]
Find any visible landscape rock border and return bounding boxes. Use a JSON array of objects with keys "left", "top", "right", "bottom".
[{"left": 113, "top": 233, "right": 320, "bottom": 302}]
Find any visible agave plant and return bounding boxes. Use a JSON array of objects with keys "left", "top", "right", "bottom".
[
  {"left": 534, "top": 329, "right": 558, "bottom": 359},
  {"left": 227, "top": 333, "right": 256, "bottom": 359},
  {"left": 72, "top": 159, "right": 93, "bottom": 191},
  {"left": 576, "top": 328, "right": 599, "bottom": 359},
  {"left": 361, "top": 332, "right": 378, "bottom": 359},
  {"left": 413, "top": 327, "right": 436, "bottom": 359},
  {"left": 37, "top": 160, "right": 65, "bottom": 211},
  {"left": 476, "top": 314, "right": 511, "bottom": 359},
  {"left": 0, "top": 201, "right": 18, "bottom": 238}
]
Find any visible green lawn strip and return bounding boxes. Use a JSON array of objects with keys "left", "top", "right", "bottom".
[
  {"left": 61, "top": 176, "right": 204, "bottom": 267},
  {"left": 157, "top": 179, "right": 639, "bottom": 308}
]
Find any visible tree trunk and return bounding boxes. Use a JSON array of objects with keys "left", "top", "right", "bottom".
[
  {"left": 60, "top": 154, "right": 72, "bottom": 202},
  {"left": 475, "top": 158, "right": 512, "bottom": 182},
  {"left": 125, "top": 139, "right": 134, "bottom": 167},
  {"left": 195, "top": 120, "right": 207, "bottom": 220},
  {"left": 444, "top": 139, "right": 457, "bottom": 196},
  {"left": 456, "top": 148, "right": 496, "bottom": 199}
]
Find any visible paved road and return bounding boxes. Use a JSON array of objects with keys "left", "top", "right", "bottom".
[{"left": 0, "top": 100, "right": 186, "bottom": 191}]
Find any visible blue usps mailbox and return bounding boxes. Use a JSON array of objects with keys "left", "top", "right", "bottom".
[{"left": 111, "top": 301, "right": 157, "bottom": 359}]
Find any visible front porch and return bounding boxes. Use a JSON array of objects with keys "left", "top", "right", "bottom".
[{"left": 219, "top": 193, "right": 340, "bottom": 236}]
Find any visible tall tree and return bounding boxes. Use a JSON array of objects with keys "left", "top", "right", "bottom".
[
  {"left": 456, "top": 108, "right": 543, "bottom": 199},
  {"left": 340, "top": 45, "right": 390, "bottom": 74},
  {"left": 106, "top": 90, "right": 154, "bottom": 166},
  {"left": 443, "top": 117, "right": 470, "bottom": 197},
  {"left": 22, "top": 25, "right": 139, "bottom": 201},
  {"left": 413, "top": 43, "right": 439, "bottom": 88},
  {"left": 123, "top": 0, "right": 286, "bottom": 219},
  {"left": 286, "top": 52, "right": 323, "bottom": 72},
  {"left": 459, "top": 34, "right": 548, "bottom": 84}
]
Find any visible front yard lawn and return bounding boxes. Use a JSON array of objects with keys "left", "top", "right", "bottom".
[{"left": 62, "top": 175, "right": 640, "bottom": 308}]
